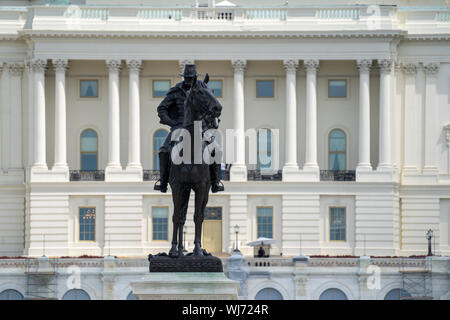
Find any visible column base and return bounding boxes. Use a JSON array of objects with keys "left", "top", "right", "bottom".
[
  {"left": 402, "top": 167, "right": 439, "bottom": 185},
  {"left": 105, "top": 165, "right": 143, "bottom": 182},
  {"left": 297, "top": 165, "right": 319, "bottom": 182},
  {"left": 282, "top": 165, "right": 301, "bottom": 182},
  {"left": 30, "top": 165, "right": 69, "bottom": 182},
  {"left": 230, "top": 164, "right": 247, "bottom": 182},
  {"left": 356, "top": 166, "right": 396, "bottom": 182},
  {"left": 0, "top": 169, "right": 25, "bottom": 185}
]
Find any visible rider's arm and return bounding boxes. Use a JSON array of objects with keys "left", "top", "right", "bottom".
[{"left": 157, "top": 94, "right": 176, "bottom": 127}]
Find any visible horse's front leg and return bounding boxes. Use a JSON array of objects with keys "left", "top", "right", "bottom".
[
  {"left": 193, "top": 181, "right": 210, "bottom": 256},
  {"left": 169, "top": 221, "right": 179, "bottom": 258}
]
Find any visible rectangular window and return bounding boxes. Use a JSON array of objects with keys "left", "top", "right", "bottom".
[
  {"left": 152, "top": 207, "right": 168, "bottom": 241},
  {"left": 80, "top": 80, "right": 99, "bottom": 98},
  {"left": 329, "top": 207, "right": 346, "bottom": 241},
  {"left": 328, "top": 79, "right": 347, "bottom": 97},
  {"left": 79, "top": 207, "right": 96, "bottom": 241},
  {"left": 153, "top": 80, "right": 171, "bottom": 98},
  {"left": 257, "top": 207, "right": 273, "bottom": 238},
  {"left": 256, "top": 80, "right": 274, "bottom": 98},
  {"left": 208, "top": 80, "right": 223, "bottom": 98}
]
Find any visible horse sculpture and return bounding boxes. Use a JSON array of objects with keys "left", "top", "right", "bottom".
[{"left": 168, "top": 76, "right": 223, "bottom": 258}]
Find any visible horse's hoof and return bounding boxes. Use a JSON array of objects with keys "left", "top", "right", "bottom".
[
  {"left": 169, "top": 247, "right": 178, "bottom": 258},
  {"left": 193, "top": 246, "right": 204, "bottom": 256}
]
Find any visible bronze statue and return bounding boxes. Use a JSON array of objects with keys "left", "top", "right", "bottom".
[{"left": 153, "top": 64, "right": 224, "bottom": 258}]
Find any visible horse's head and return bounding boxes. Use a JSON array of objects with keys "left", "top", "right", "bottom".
[{"left": 184, "top": 75, "right": 222, "bottom": 128}]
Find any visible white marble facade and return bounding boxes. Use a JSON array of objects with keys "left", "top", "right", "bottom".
[{"left": 0, "top": 0, "right": 449, "bottom": 263}]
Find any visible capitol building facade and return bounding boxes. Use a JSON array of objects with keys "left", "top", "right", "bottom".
[{"left": 0, "top": 0, "right": 449, "bottom": 300}]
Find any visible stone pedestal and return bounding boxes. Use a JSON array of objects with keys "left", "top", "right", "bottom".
[{"left": 131, "top": 272, "right": 240, "bottom": 300}]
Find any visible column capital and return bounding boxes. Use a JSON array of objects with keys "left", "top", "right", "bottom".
[
  {"left": 401, "top": 62, "right": 418, "bottom": 75},
  {"left": 179, "top": 59, "right": 194, "bottom": 74},
  {"left": 303, "top": 59, "right": 319, "bottom": 72},
  {"left": 52, "top": 59, "right": 69, "bottom": 73},
  {"left": 126, "top": 59, "right": 142, "bottom": 73},
  {"left": 231, "top": 59, "right": 247, "bottom": 73},
  {"left": 378, "top": 59, "right": 393, "bottom": 74},
  {"left": 106, "top": 59, "right": 122, "bottom": 72},
  {"left": 7, "top": 62, "right": 24, "bottom": 76},
  {"left": 357, "top": 59, "right": 372, "bottom": 73},
  {"left": 31, "top": 58, "right": 47, "bottom": 73},
  {"left": 423, "top": 62, "right": 440, "bottom": 75},
  {"left": 283, "top": 59, "right": 299, "bottom": 73}
]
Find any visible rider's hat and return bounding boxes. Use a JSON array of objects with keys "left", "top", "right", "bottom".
[{"left": 179, "top": 64, "right": 200, "bottom": 77}]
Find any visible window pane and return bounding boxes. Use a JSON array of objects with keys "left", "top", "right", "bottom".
[
  {"left": 330, "top": 208, "right": 346, "bottom": 241},
  {"left": 319, "top": 288, "right": 347, "bottom": 300},
  {"left": 80, "top": 80, "right": 98, "bottom": 97},
  {"left": 79, "top": 207, "right": 96, "bottom": 241},
  {"left": 153, "top": 80, "right": 171, "bottom": 97},
  {"left": 329, "top": 153, "right": 345, "bottom": 171},
  {"left": 153, "top": 130, "right": 168, "bottom": 170},
  {"left": 257, "top": 80, "right": 274, "bottom": 97},
  {"left": 329, "top": 130, "right": 345, "bottom": 152},
  {"left": 81, "top": 130, "right": 98, "bottom": 152},
  {"left": 208, "top": 80, "right": 223, "bottom": 97},
  {"left": 329, "top": 80, "right": 346, "bottom": 97},
  {"left": 257, "top": 207, "right": 273, "bottom": 238},
  {"left": 81, "top": 153, "right": 98, "bottom": 171},
  {"left": 0, "top": 289, "right": 24, "bottom": 300},
  {"left": 153, "top": 207, "right": 168, "bottom": 240},
  {"left": 255, "top": 288, "right": 283, "bottom": 300},
  {"left": 62, "top": 289, "right": 91, "bottom": 300}
]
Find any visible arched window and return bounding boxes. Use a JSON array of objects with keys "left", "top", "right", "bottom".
[
  {"left": 329, "top": 129, "right": 346, "bottom": 171},
  {"left": 257, "top": 128, "right": 272, "bottom": 170},
  {"left": 319, "top": 288, "right": 348, "bottom": 300},
  {"left": 0, "top": 289, "right": 24, "bottom": 300},
  {"left": 153, "top": 129, "right": 169, "bottom": 170},
  {"left": 255, "top": 288, "right": 283, "bottom": 300},
  {"left": 62, "top": 289, "right": 91, "bottom": 300},
  {"left": 81, "top": 129, "right": 98, "bottom": 171},
  {"left": 384, "top": 288, "right": 411, "bottom": 300},
  {"left": 126, "top": 291, "right": 136, "bottom": 300}
]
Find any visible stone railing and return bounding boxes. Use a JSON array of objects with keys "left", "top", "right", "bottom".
[
  {"left": 245, "top": 9, "right": 287, "bottom": 20},
  {"left": 69, "top": 170, "right": 105, "bottom": 181},
  {"left": 244, "top": 257, "right": 294, "bottom": 267},
  {"left": 247, "top": 170, "right": 282, "bottom": 181},
  {"left": 138, "top": 8, "right": 183, "bottom": 20},
  {"left": 316, "top": 8, "right": 360, "bottom": 20},
  {"left": 320, "top": 170, "right": 355, "bottom": 181},
  {"left": 143, "top": 170, "right": 160, "bottom": 181}
]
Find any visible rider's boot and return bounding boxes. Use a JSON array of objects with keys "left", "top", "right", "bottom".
[
  {"left": 154, "top": 152, "right": 170, "bottom": 193},
  {"left": 209, "top": 163, "right": 224, "bottom": 193}
]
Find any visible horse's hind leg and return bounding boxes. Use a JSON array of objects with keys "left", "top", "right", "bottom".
[
  {"left": 177, "top": 188, "right": 191, "bottom": 256},
  {"left": 169, "top": 182, "right": 188, "bottom": 257},
  {"left": 193, "top": 183, "right": 210, "bottom": 256}
]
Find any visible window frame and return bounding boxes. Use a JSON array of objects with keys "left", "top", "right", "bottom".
[
  {"left": 328, "top": 79, "right": 347, "bottom": 98},
  {"left": 78, "top": 206, "right": 97, "bottom": 242},
  {"left": 80, "top": 129, "right": 99, "bottom": 171},
  {"left": 152, "top": 79, "right": 172, "bottom": 98},
  {"left": 328, "top": 206, "right": 347, "bottom": 242},
  {"left": 256, "top": 206, "right": 274, "bottom": 239},
  {"left": 207, "top": 79, "right": 224, "bottom": 98},
  {"left": 79, "top": 79, "right": 99, "bottom": 98},
  {"left": 256, "top": 79, "right": 275, "bottom": 98},
  {"left": 151, "top": 206, "right": 169, "bottom": 242},
  {"left": 328, "top": 128, "right": 347, "bottom": 171}
]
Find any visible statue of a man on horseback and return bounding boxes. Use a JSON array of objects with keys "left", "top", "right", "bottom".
[{"left": 154, "top": 64, "right": 224, "bottom": 258}]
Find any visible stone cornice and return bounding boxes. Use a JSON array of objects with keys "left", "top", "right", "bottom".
[{"left": 19, "top": 29, "right": 408, "bottom": 40}]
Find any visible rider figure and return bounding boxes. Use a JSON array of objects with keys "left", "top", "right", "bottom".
[{"left": 154, "top": 64, "right": 224, "bottom": 193}]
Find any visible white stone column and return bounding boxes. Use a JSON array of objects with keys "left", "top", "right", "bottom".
[
  {"left": 402, "top": 62, "right": 419, "bottom": 174},
  {"left": 356, "top": 60, "right": 372, "bottom": 172},
  {"left": 7, "top": 63, "right": 24, "bottom": 171},
  {"left": 282, "top": 60, "right": 300, "bottom": 180},
  {"left": 377, "top": 59, "right": 393, "bottom": 171},
  {"left": 230, "top": 59, "right": 247, "bottom": 181},
  {"left": 106, "top": 59, "right": 122, "bottom": 169},
  {"left": 31, "top": 59, "right": 47, "bottom": 170},
  {"left": 52, "top": 59, "right": 69, "bottom": 170},
  {"left": 423, "top": 62, "right": 440, "bottom": 176},
  {"left": 25, "top": 61, "right": 34, "bottom": 171},
  {"left": 126, "top": 59, "right": 143, "bottom": 174},
  {"left": 445, "top": 125, "right": 450, "bottom": 174},
  {"left": 303, "top": 59, "right": 319, "bottom": 177},
  {"left": 0, "top": 62, "right": 7, "bottom": 172}
]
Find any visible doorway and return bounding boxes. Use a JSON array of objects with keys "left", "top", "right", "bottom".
[{"left": 202, "top": 207, "right": 222, "bottom": 254}]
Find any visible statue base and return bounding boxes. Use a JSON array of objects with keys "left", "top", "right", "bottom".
[
  {"left": 148, "top": 252, "right": 223, "bottom": 272},
  {"left": 131, "top": 272, "right": 240, "bottom": 300}
]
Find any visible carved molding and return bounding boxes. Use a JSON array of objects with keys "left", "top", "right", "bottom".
[
  {"left": 401, "top": 62, "right": 418, "bottom": 75},
  {"left": 52, "top": 59, "right": 69, "bottom": 73},
  {"left": 231, "top": 59, "right": 247, "bottom": 73},
  {"left": 7, "top": 62, "right": 24, "bottom": 76},
  {"left": 423, "top": 62, "right": 440, "bottom": 75},
  {"left": 106, "top": 59, "right": 122, "bottom": 72},
  {"left": 356, "top": 59, "right": 372, "bottom": 73},
  {"left": 126, "top": 59, "right": 142, "bottom": 73},
  {"left": 31, "top": 59, "right": 47, "bottom": 73},
  {"left": 303, "top": 59, "right": 319, "bottom": 72},
  {"left": 444, "top": 124, "right": 450, "bottom": 144},
  {"left": 283, "top": 59, "right": 299, "bottom": 73},
  {"left": 378, "top": 59, "right": 393, "bottom": 74}
]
